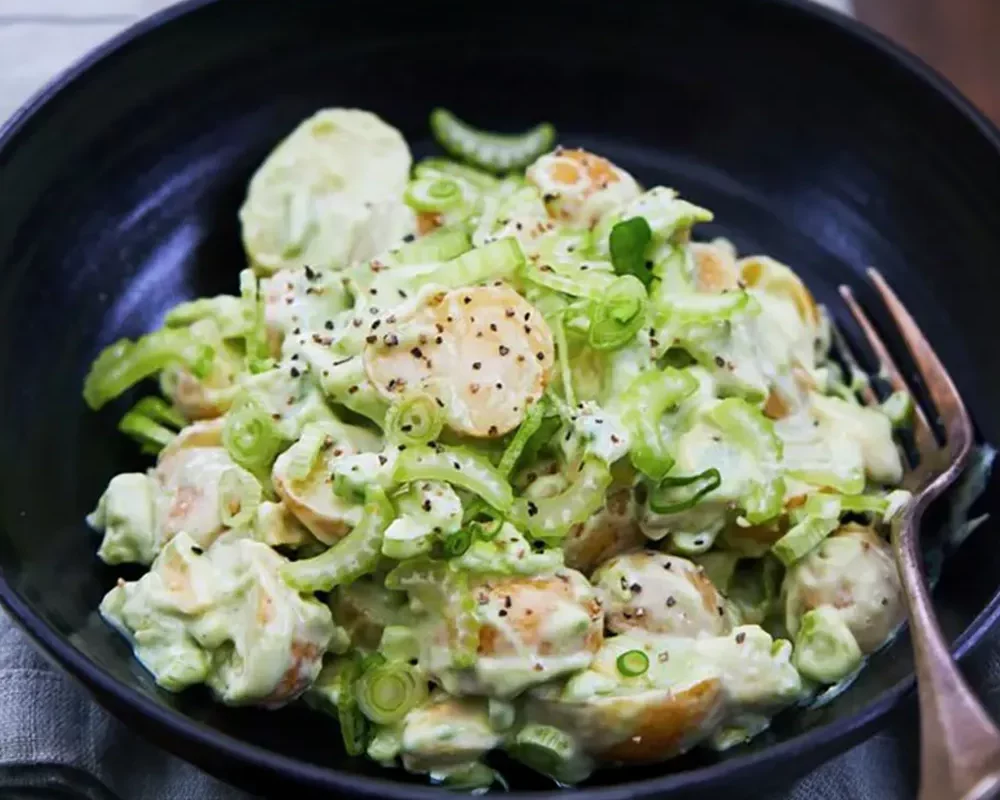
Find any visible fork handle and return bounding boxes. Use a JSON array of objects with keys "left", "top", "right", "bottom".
[{"left": 894, "top": 503, "right": 1000, "bottom": 800}]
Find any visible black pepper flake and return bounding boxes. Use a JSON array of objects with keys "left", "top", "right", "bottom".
[
  {"left": 352, "top": 319, "right": 362, "bottom": 328},
  {"left": 452, "top": 461, "right": 462, "bottom": 471},
  {"left": 736, "top": 632, "right": 746, "bottom": 644},
  {"left": 645, "top": 260, "right": 654, "bottom": 271},
  {"left": 630, "top": 582, "right": 642, "bottom": 594},
  {"left": 324, "top": 320, "right": 334, "bottom": 330},
  {"left": 435, "top": 398, "right": 445, "bottom": 408},
  {"left": 504, "top": 596, "right": 513, "bottom": 609},
  {"left": 370, "top": 319, "right": 381, "bottom": 331},
  {"left": 435, "top": 336, "right": 443, "bottom": 344},
  {"left": 505, "top": 308, "right": 515, "bottom": 318},
  {"left": 489, "top": 323, "right": 498, "bottom": 332},
  {"left": 290, "top": 367, "right": 301, "bottom": 378},
  {"left": 666, "top": 596, "right": 677, "bottom": 607},
  {"left": 881, "top": 597, "right": 889, "bottom": 606},
  {"left": 495, "top": 382, "right": 503, "bottom": 390},
  {"left": 422, "top": 499, "right": 432, "bottom": 512},
  {"left": 526, "top": 501, "right": 539, "bottom": 517},
  {"left": 664, "top": 561, "right": 672, "bottom": 570},
  {"left": 191, "top": 545, "right": 204, "bottom": 555},
  {"left": 378, "top": 455, "right": 388, "bottom": 465},
  {"left": 366, "top": 335, "right": 377, "bottom": 344},
  {"left": 369, "top": 288, "right": 378, "bottom": 296},
  {"left": 498, "top": 609, "right": 508, "bottom": 617},
  {"left": 348, "top": 385, "right": 359, "bottom": 394},
  {"left": 718, "top": 606, "right": 724, "bottom": 616},
  {"left": 499, "top": 345, "right": 510, "bottom": 356},
  {"left": 383, "top": 333, "right": 399, "bottom": 347},
  {"left": 402, "top": 233, "right": 416, "bottom": 243},
  {"left": 398, "top": 289, "right": 408, "bottom": 299},
  {"left": 304, "top": 265, "right": 318, "bottom": 280},
  {"left": 524, "top": 312, "right": 531, "bottom": 321},
  {"left": 488, "top": 425, "right": 498, "bottom": 435},
  {"left": 536, "top": 352, "right": 545, "bottom": 361},
  {"left": 293, "top": 327, "right": 301, "bottom": 335},
  {"left": 401, "top": 424, "right": 413, "bottom": 433},
  {"left": 472, "top": 361, "right": 482, "bottom": 370},
  {"left": 411, "top": 347, "right": 423, "bottom": 359},
  {"left": 714, "top": 355, "right": 726, "bottom": 368},
  {"left": 291, "top": 353, "right": 299, "bottom": 361},
  {"left": 463, "top": 295, "right": 472, "bottom": 304},
  {"left": 398, "top": 444, "right": 407, "bottom": 451}
]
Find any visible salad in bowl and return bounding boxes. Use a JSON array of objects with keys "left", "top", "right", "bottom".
[{"left": 83, "top": 108, "right": 912, "bottom": 789}]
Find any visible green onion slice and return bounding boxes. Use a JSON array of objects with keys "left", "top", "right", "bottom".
[
  {"left": 221, "top": 393, "right": 286, "bottom": 475},
  {"left": 588, "top": 275, "right": 648, "bottom": 351},
  {"left": 648, "top": 468, "right": 722, "bottom": 515},
  {"left": 384, "top": 392, "right": 445, "bottom": 448},
  {"left": 355, "top": 661, "right": 428, "bottom": 725},
  {"left": 616, "top": 649, "right": 650, "bottom": 677}
]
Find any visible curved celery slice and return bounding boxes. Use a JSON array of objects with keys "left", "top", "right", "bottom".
[
  {"left": 498, "top": 400, "right": 546, "bottom": 477},
  {"left": 520, "top": 262, "right": 615, "bottom": 300},
  {"left": 619, "top": 367, "right": 698, "bottom": 480},
  {"left": 393, "top": 446, "right": 513, "bottom": 514},
  {"left": 512, "top": 458, "right": 611, "bottom": 541},
  {"left": 706, "top": 398, "right": 785, "bottom": 524},
  {"left": 425, "top": 237, "right": 525, "bottom": 289},
  {"left": 771, "top": 515, "right": 839, "bottom": 567},
  {"left": 391, "top": 226, "right": 471, "bottom": 265},
  {"left": 281, "top": 488, "right": 394, "bottom": 592},
  {"left": 415, "top": 157, "right": 502, "bottom": 190},
  {"left": 429, "top": 108, "right": 556, "bottom": 173},
  {"left": 658, "top": 290, "right": 750, "bottom": 324},
  {"left": 83, "top": 329, "right": 214, "bottom": 410}
]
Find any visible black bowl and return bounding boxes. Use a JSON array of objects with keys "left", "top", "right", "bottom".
[{"left": 3, "top": 0, "right": 1000, "bottom": 797}]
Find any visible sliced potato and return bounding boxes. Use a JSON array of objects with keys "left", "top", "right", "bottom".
[
  {"left": 154, "top": 446, "right": 235, "bottom": 549},
  {"left": 271, "top": 423, "right": 365, "bottom": 544},
  {"left": 364, "top": 284, "right": 554, "bottom": 438},
  {"left": 527, "top": 148, "right": 641, "bottom": 228},
  {"left": 562, "top": 487, "right": 644, "bottom": 575},
  {"left": 593, "top": 551, "right": 731, "bottom": 638},
  {"left": 692, "top": 240, "right": 740, "bottom": 294}
]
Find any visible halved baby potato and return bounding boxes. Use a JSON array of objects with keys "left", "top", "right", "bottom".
[{"left": 365, "top": 284, "right": 554, "bottom": 438}]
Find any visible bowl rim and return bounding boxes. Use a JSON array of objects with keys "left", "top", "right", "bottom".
[{"left": 3, "top": 0, "right": 1000, "bottom": 796}]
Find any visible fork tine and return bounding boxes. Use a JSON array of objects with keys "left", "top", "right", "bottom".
[
  {"left": 865, "top": 268, "right": 973, "bottom": 452},
  {"left": 827, "top": 314, "right": 879, "bottom": 406},
  {"left": 838, "top": 282, "right": 939, "bottom": 457}
]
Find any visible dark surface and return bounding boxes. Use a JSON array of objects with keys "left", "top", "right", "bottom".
[{"left": 1, "top": 0, "right": 1000, "bottom": 797}]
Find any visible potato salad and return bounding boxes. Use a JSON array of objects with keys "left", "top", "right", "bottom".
[{"left": 84, "top": 108, "right": 913, "bottom": 789}]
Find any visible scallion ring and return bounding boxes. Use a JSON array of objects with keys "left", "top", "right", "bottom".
[
  {"left": 648, "top": 468, "right": 722, "bottom": 515},
  {"left": 442, "top": 527, "right": 473, "bottom": 558},
  {"left": 384, "top": 392, "right": 445, "bottom": 447},
  {"left": 355, "top": 662, "right": 428, "bottom": 725},
  {"left": 221, "top": 394, "right": 286, "bottom": 475},
  {"left": 587, "top": 275, "right": 648, "bottom": 351},
  {"left": 404, "top": 177, "right": 464, "bottom": 213},
  {"left": 616, "top": 649, "right": 650, "bottom": 677}
]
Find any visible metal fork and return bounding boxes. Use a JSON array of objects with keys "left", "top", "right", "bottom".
[{"left": 837, "top": 268, "right": 1000, "bottom": 800}]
